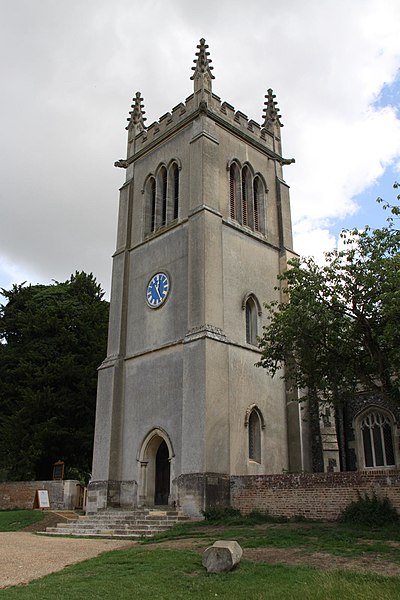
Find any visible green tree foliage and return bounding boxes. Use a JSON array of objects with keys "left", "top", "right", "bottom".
[
  {"left": 0, "top": 272, "right": 109, "bottom": 481},
  {"left": 257, "top": 186, "right": 400, "bottom": 408}
]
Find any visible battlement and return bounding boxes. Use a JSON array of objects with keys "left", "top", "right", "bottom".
[
  {"left": 117, "top": 39, "right": 291, "bottom": 168},
  {"left": 124, "top": 90, "right": 277, "bottom": 159}
]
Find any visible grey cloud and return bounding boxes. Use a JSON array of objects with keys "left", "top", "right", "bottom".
[{"left": 1, "top": 0, "right": 400, "bottom": 296}]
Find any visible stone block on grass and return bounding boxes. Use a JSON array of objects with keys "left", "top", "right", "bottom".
[{"left": 202, "top": 540, "right": 243, "bottom": 573}]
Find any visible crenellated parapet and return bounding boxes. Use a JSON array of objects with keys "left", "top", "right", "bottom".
[{"left": 116, "top": 39, "right": 294, "bottom": 167}]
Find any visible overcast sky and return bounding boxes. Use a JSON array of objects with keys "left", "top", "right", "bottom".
[{"left": 1, "top": 0, "right": 400, "bottom": 298}]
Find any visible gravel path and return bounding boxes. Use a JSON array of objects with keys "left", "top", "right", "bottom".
[{"left": 0, "top": 532, "right": 134, "bottom": 589}]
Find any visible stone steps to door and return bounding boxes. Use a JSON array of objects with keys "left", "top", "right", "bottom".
[
  {"left": 41, "top": 508, "right": 192, "bottom": 538},
  {"left": 46, "top": 522, "right": 172, "bottom": 531},
  {"left": 74, "top": 510, "right": 186, "bottom": 520}
]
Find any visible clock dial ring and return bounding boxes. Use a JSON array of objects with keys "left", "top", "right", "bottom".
[{"left": 146, "top": 272, "right": 170, "bottom": 308}]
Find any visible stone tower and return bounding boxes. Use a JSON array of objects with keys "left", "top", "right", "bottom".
[{"left": 87, "top": 39, "right": 306, "bottom": 516}]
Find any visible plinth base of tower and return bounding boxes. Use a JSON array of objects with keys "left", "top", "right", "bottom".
[
  {"left": 175, "top": 473, "right": 230, "bottom": 518},
  {"left": 86, "top": 480, "right": 138, "bottom": 515},
  {"left": 86, "top": 473, "right": 230, "bottom": 518}
]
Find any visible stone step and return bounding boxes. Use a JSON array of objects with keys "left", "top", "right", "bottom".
[
  {"left": 64, "top": 508, "right": 183, "bottom": 516},
  {"left": 53, "top": 517, "right": 186, "bottom": 526},
  {"left": 52, "top": 510, "right": 82, "bottom": 521},
  {"left": 72, "top": 518, "right": 187, "bottom": 527},
  {"left": 44, "top": 508, "right": 192, "bottom": 539},
  {"left": 51, "top": 523, "right": 171, "bottom": 532},
  {"left": 45, "top": 526, "right": 164, "bottom": 534},
  {"left": 79, "top": 512, "right": 185, "bottom": 519},
  {"left": 40, "top": 530, "right": 155, "bottom": 538},
  {"left": 76, "top": 515, "right": 187, "bottom": 521}
]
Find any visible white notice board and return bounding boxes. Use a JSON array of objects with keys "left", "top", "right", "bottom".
[{"left": 36, "top": 489, "right": 50, "bottom": 508}]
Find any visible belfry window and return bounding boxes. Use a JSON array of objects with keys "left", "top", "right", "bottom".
[
  {"left": 150, "top": 178, "right": 156, "bottom": 232},
  {"left": 360, "top": 410, "right": 395, "bottom": 468},
  {"left": 242, "top": 166, "right": 250, "bottom": 226},
  {"left": 144, "top": 176, "right": 157, "bottom": 234},
  {"left": 171, "top": 162, "right": 179, "bottom": 221},
  {"left": 229, "top": 163, "right": 240, "bottom": 220},
  {"left": 159, "top": 166, "right": 167, "bottom": 227},
  {"left": 228, "top": 161, "right": 265, "bottom": 234},
  {"left": 144, "top": 161, "right": 180, "bottom": 236},
  {"left": 253, "top": 177, "right": 262, "bottom": 232}
]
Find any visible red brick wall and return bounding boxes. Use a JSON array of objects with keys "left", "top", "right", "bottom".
[
  {"left": 231, "top": 471, "right": 400, "bottom": 520},
  {"left": 0, "top": 481, "right": 64, "bottom": 510}
]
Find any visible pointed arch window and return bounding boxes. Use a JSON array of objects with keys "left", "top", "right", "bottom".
[
  {"left": 150, "top": 178, "right": 156, "bottom": 233},
  {"left": 144, "top": 176, "right": 157, "bottom": 235},
  {"left": 229, "top": 163, "right": 240, "bottom": 220},
  {"left": 144, "top": 160, "right": 180, "bottom": 238},
  {"left": 241, "top": 166, "right": 250, "bottom": 226},
  {"left": 360, "top": 410, "right": 395, "bottom": 468},
  {"left": 171, "top": 162, "right": 179, "bottom": 221},
  {"left": 159, "top": 166, "right": 167, "bottom": 227},
  {"left": 253, "top": 177, "right": 261, "bottom": 232},
  {"left": 248, "top": 409, "right": 262, "bottom": 463},
  {"left": 245, "top": 296, "right": 258, "bottom": 345},
  {"left": 228, "top": 162, "right": 266, "bottom": 234}
]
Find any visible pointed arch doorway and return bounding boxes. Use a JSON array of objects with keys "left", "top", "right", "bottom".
[
  {"left": 138, "top": 429, "right": 174, "bottom": 507},
  {"left": 155, "top": 440, "right": 170, "bottom": 505}
]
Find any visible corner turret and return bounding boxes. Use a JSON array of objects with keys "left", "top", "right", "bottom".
[
  {"left": 127, "top": 91, "right": 147, "bottom": 133},
  {"left": 126, "top": 91, "right": 147, "bottom": 158},
  {"left": 262, "top": 89, "right": 283, "bottom": 131},
  {"left": 191, "top": 38, "right": 215, "bottom": 96},
  {"left": 262, "top": 88, "right": 284, "bottom": 155}
]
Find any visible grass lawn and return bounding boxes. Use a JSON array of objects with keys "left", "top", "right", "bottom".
[
  {"left": 0, "top": 509, "right": 44, "bottom": 532},
  {"left": 1, "top": 516, "right": 400, "bottom": 598},
  {"left": 0, "top": 546, "right": 399, "bottom": 600},
  {"left": 144, "top": 519, "right": 400, "bottom": 561}
]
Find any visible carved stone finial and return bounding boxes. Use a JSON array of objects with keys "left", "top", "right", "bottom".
[
  {"left": 126, "top": 91, "right": 147, "bottom": 134},
  {"left": 191, "top": 38, "right": 215, "bottom": 94},
  {"left": 262, "top": 88, "right": 283, "bottom": 130}
]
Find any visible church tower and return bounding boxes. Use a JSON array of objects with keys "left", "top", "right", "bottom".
[{"left": 87, "top": 39, "right": 306, "bottom": 516}]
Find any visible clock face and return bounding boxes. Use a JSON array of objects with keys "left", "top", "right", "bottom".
[{"left": 146, "top": 272, "right": 170, "bottom": 308}]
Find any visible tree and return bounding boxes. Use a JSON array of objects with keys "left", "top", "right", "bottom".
[
  {"left": 0, "top": 272, "right": 109, "bottom": 482},
  {"left": 257, "top": 186, "right": 400, "bottom": 408}
]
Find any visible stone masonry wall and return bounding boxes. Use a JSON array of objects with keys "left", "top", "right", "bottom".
[
  {"left": 231, "top": 471, "right": 400, "bottom": 520},
  {"left": 0, "top": 481, "right": 65, "bottom": 510}
]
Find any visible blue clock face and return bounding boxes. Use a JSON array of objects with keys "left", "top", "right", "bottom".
[{"left": 146, "top": 272, "right": 170, "bottom": 308}]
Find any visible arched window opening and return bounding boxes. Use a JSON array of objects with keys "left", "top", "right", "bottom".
[
  {"left": 242, "top": 166, "right": 249, "bottom": 226},
  {"left": 253, "top": 177, "right": 261, "bottom": 232},
  {"left": 248, "top": 410, "right": 261, "bottom": 463},
  {"left": 151, "top": 178, "right": 156, "bottom": 232},
  {"left": 160, "top": 167, "right": 167, "bottom": 227},
  {"left": 145, "top": 161, "right": 180, "bottom": 238},
  {"left": 229, "top": 162, "right": 265, "bottom": 234},
  {"left": 360, "top": 410, "right": 395, "bottom": 468},
  {"left": 144, "top": 177, "right": 157, "bottom": 235},
  {"left": 229, "top": 163, "right": 239, "bottom": 220},
  {"left": 245, "top": 296, "right": 258, "bottom": 345},
  {"left": 172, "top": 163, "right": 179, "bottom": 221}
]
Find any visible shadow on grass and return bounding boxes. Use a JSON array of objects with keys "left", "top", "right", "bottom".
[
  {"left": 141, "top": 514, "right": 400, "bottom": 561},
  {"left": 1, "top": 547, "right": 400, "bottom": 600}
]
